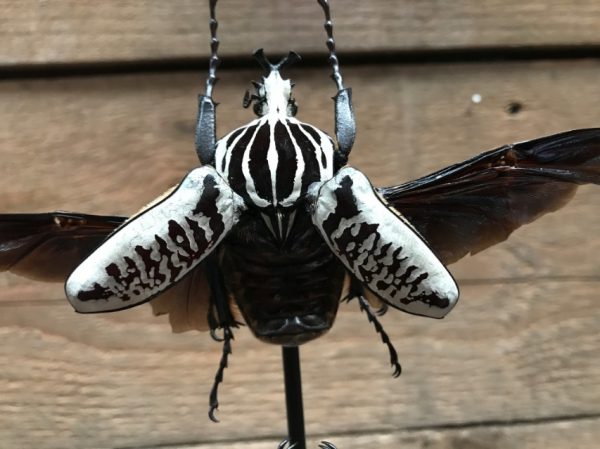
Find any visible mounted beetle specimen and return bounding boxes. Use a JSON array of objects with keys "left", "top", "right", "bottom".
[{"left": 1, "top": 0, "right": 600, "bottom": 423}]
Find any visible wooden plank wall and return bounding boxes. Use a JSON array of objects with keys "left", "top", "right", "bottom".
[{"left": 1, "top": 1, "right": 599, "bottom": 448}]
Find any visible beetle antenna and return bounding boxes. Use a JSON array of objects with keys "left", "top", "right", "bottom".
[
  {"left": 356, "top": 294, "right": 402, "bottom": 378},
  {"left": 316, "top": 0, "right": 344, "bottom": 91},
  {"left": 205, "top": 0, "right": 220, "bottom": 98},
  {"left": 208, "top": 326, "right": 234, "bottom": 422}
]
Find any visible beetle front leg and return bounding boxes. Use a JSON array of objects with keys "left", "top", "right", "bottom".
[
  {"left": 196, "top": 95, "right": 217, "bottom": 165},
  {"left": 316, "top": 0, "right": 356, "bottom": 161},
  {"left": 333, "top": 88, "right": 355, "bottom": 163},
  {"left": 195, "top": 0, "right": 220, "bottom": 165}
]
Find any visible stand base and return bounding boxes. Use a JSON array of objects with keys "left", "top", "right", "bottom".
[{"left": 278, "top": 440, "right": 338, "bottom": 449}]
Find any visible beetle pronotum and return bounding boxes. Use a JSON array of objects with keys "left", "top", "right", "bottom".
[{"left": 1, "top": 0, "right": 599, "bottom": 424}]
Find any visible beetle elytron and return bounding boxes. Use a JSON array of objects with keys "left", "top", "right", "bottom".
[{"left": 1, "top": 0, "right": 600, "bottom": 422}]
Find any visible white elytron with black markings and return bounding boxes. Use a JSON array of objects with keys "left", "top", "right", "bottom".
[
  {"left": 1, "top": 0, "right": 599, "bottom": 424},
  {"left": 66, "top": 166, "right": 244, "bottom": 313}
]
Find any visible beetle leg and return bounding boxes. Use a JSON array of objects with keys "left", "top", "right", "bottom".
[
  {"left": 195, "top": 0, "right": 220, "bottom": 164},
  {"left": 205, "top": 253, "right": 237, "bottom": 330},
  {"left": 204, "top": 252, "right": 240, "bottom": 422},
  {"left": 208, "top": 325, "right": 233, "bottom": 423},
  {"left": 332, "top": 87, "right": 355, "bottom": 163},
  {"left": 375, "top": 302, "right": 389, "bottom": 316},
  {"left": 344, "top": 275, "right": 401, "bottom": 377},
  {"left": 316, "top": 0, "right": 355, "bottom": 161},
  {"left": 196, "top": 94, "right": 217, "bottom": 165},
  {"left": 356, "top": 287, "right": 402, "bottom": 378}
]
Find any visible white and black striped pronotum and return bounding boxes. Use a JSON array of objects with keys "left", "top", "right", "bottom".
[{"left": 1, "top": 0, "right": 600, "bottom": 421}]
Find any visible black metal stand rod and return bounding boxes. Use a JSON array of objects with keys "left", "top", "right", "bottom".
[{"left": 282, "top": 346, "right": 306, "bottom": 449}]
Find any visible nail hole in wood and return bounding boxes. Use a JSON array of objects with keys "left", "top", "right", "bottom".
[{"left": 506, "top": 101, "right": 523, "bottom": 115}]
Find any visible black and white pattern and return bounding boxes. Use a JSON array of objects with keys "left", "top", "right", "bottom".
[
  {"left": 214, "top": 116, "right": 335, "bottom": 208},
  {"left": 65, "top": 166, "right": 245, "bottom": 313},
  {"left": 309, "top": 167, "right": 459, "bottom": 319}
]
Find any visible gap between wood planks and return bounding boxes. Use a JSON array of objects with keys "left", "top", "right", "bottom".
[
  {"left": 401, "top": 411, "right": 600, "bottom": 432},
  {"left": 2, "top": 45, "right": 600, "bottom": 80},
  {"left": 111, "top": 414, "right": 600, "bottom": 449}
]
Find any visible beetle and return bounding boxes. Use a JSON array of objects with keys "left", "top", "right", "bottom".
[{"left": 1, "top": 0, "right": 599, "bottom": 422}]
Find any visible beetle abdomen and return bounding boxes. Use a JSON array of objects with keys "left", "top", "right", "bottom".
[{"left": 220, "top": 208, "right": 345, "bottom": 345}]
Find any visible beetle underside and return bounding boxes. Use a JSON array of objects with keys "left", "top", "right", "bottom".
[{"left": 221, "top": 207, "right": 345, "bottom": 345}]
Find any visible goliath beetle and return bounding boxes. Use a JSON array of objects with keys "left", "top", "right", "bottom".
[{"left": 1, "top": 0, "right": 599, "bottom": 423}]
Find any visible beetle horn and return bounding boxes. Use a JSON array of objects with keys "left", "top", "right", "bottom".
[
  {"left": 275, "top": 51, "right": 302, "bottom": 70},
  {"left": 253, "top": 48, "right": 272, "bottom": 73},
  {"left": 253, "top": 48, "right": 301, "bottom": 74}
]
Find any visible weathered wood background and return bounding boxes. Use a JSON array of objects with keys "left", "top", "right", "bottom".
[{"left": 1, "top": 1, "right": 599, "bottom": 448}]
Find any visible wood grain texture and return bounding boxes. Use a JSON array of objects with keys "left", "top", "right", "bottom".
[
  {"left": 1, "top": 60, "right": 599, "bottom": 302},
  {"left": 170, "top": 418, "right": 600, "bottom": 449},
  {"left": 2, "top": 0, "right": 600, "bottom": 67},
  {"left": 1, "top": 281, "right": 599, "bottom": 448},
  {"left": 1, "top": 59, "right": 599, "bottom": 448}
]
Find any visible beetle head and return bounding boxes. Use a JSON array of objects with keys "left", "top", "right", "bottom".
[{"left": 243, "top": 49, "right": 300, "bottom": 118}]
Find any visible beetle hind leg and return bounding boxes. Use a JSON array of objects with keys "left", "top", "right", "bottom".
[
  {"left": 345, "top": 276, "right": 402, "bottom": 378},
  {"left": 205, "top": 254, "right": 238, "bottom": 423},
  {"left": 208, "top": 326, "right": 233, "bottom": 422}
]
